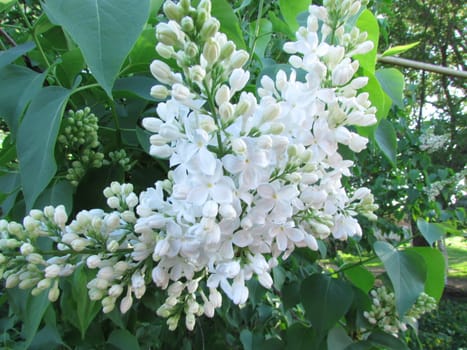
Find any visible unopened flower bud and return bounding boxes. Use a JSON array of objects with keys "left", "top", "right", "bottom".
[
  {"left": 20, "top": 243, "right": 34, "bottom": 256},
  {"left": 150, "top": 85, "right": 170, "bottom": 100},
  {"left": 70, "top": 238, "right": 89, "bottom": 252},
  {"left": 262, "top": 104, "right": 281, "bottom": 121},
  {"left": 54, "top": 205, "right": 68, "bottom": 227},
  {"left": 106, "top": 240, "right": 120, "bottom": 253},
  {"left": 163, "top": 1, "right": 183, "bottom": 22},
  {"left": 220, "top": 41, "right": 235, "bottom": 60},
  {"left": 184, "top": 41, "right": 198, "bottom": 58},
  {"left": 107, "top": 196, "right": 120, "bottom": 209},
  {"left": 120, "top": 288, "right": 133, "bottom": 314},
  {"left": 27, "top": 253, "right": 44, "bottom": 265},
  {"left": 87, "top": 255, "right": 101, "bottom": 269},
  {"left": 203, "top": 38, "right": 220, "bottom": 64},
  {"left": 125, "top": 193, "right": 138, "bottom": 208},
  {"left": 150, "top": 60, "right": 174, "bottom": 85},
  {"left": 156, "top": 22, "right": 180, "bottom": 47},
  {"left": 6, "top": 274, "right": 19, "bottom": 288},
  {"left": 156, "top": 43, "right": 175, "bottom": 59},
  {"left": 219, "top": 102, "right": 234, "bottom": 121},
  {"left": 230, "top": 50, "right": 249, "bottom": 68},
  {"left": 200, "top": 17, "right": 220, "bottom": 39},
  {"left": 181, "top": 16, "right": 194, "bottom": 32},
  {"left": 215, "top": 85, "right": 231, "bottom": 106}
]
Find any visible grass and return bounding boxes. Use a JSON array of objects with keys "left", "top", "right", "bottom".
[
  {"left": 337, "top": 236, "right": 467, "bottom": 279},
  {"left": 445, "top": 236, "right": 467, "bottom": 278}
]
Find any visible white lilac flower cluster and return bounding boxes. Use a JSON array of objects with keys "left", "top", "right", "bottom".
[
  {"left": 363, "top": 286, "right": 437, "bottom": 337},
  {"left": 424, "top": 168, "right": 467, "bottom": 203},
  {"left": 138, "top": 0, "right": 377, "bottom": 329},
  {"left": 0, "top": 0, "right": 379, "bottom": 332},
  {"left": 419, "top": 128, "right": 450, "bottom": 153}
]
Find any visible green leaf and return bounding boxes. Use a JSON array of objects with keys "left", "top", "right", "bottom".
[
  {"left": 416, "top": 218, "right": 446, "bottom": 246},
  {"left": 43, "top": 0, "right": 150, "bottom": 97},
  {"left": 285, "top": 323, "right": 316, "bottom": 350},
  {"left": 382, "top": 42, "right": 420, "bottom": 57},
  {"left": 367, "top": 330, "right": 409, "bottom": 350},
  {"left": 55, "top": 48, "right": 85, "bottom": 88},
  {"left": 125, "top": 27, "right": 157, "bottom": 74},
  {"left": 279, "top": 0, "right": 309, "bottom": 32},
  {"left": 343, "top": 265, "right": 375, "bottom": 294},
  {"left": 212, "top": 0, "right": 246, "bottom": 50},
  {"left": 114, "top": 76, "right": 157, "bottom": 101},
  {"left": 34, "top": 180, "right": 74, "bottom": 214},
  {"left": 249, "top": 19, "right": 273, "bottom": 62},
  {"left": 30, "top": 325, "right": 64, "bottom": 350},
  {"left": 356, "top": 69, "right": 391, "bottom": 137},
  {"left": 64, "top": 265, "right": 101, "bottom": 338},
  {"left": 0, "top": 172, "right": 21, "bottom": 218},
  {"left": 282, "top": 281, "right": 301, "bottom": 309},
  {"left": 268, "top": 12, "right": 294, "bottom": 39},
  {"left": 0, "top": 0, "right": 17, "bottom": 13},
  {"left": 374, "top": 241, "right": 426, "bottom": 315},
  {"left": 0, "top": 65, "right": 47, "bottom": 137},
  {"left": 375, "top": 119, "right": 397, "bottom": 166},
  {"left": 327, "top": 326, "right": 353, "bottom": 350},
  {"left": 301, "top": 274, "right": 354, "bottom": 335},
  {"left": 354, "top": 10, "right": 379, "bottom": 73},
  {"left": 17, "top": 86, "right": 70, "bottom": 211},
  {"left": 408, "top": 247, "right": 445, "bottom": 301},
  {"left": 240, "top": 329, "right": 264, "bottom": 350},
  {"left": 0, "top": 42, "right": 35, "bottom": 69},
  {"left": 376, "top": 68, "right": 405, "bottom": 108},
  {"left": 24, "top": 294, "right": 51, "bottom": 348},
  {"left": 107, "top": 329, "right": 141, "bottom": 350}
]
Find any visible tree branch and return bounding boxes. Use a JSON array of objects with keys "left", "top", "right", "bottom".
[{"left": 377, "top": 55, "right": 467, "bottom": 79}]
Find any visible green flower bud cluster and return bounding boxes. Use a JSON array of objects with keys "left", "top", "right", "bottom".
[
  {"left": 363, "top": 286, "right": 437, "bottom": 337},
  {"left": 0, "top": 184, "right": 144, "bottom": 312},
  {"left": 108, "top": 149, "right": 134, "bottom": 172},
  {"left": 58, "top": 107, "right": 105, "bottom": 186}
]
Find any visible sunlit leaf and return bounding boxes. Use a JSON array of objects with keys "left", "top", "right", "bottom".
[
  {"left": 382, "top": 42, "right": 420, "bottom": 57},
  {"left": 408, "top": 247, "right": 446, "bottom": 301},
  {"left": 279, "top": 0, "right": 309, "bottom": 32},
  {"left": 416, "top": 218, "right": 446, "bottom": 246},
  {"left": 212, "top": 0, "right": 246, "bottom": 50},
  {"left": 343, "top": 265, "right": 375, "bottom": 294}
]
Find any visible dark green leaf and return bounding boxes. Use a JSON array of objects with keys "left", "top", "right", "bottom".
[
  {"left": 114, "top": 76, "right": 157, "bottom": 101},
  {"left": 22, "top": 291, "right": 51, "bottom": 348},
  {"left": 212, "top": 0, "right": 246, "bottom": 50},
  {"left": 279, "top": 0, "right": 309, "bottom": 32},
  {"left": 0, "top": 172, "right": 21, "bottom": 218},
  {"left": 376, "top": 68, "right": 405, "bottom": 108},
  {"left": 43, "top": 0, "right": 150, "bottom": 97},
  {"left": 367, "top": 330, "right": 409, "bottom": 350},
  {"left": 285, "top": 323, "right": 316, "bottom": 350},
  {"left": 416, "top": 218, "right": 445, "bottom": 247},
  {"left": 301, "top": 274, "right": 354, "bottom": 335},
  {"left": 34, "top": 180, "right": 74, "bottom": 214},
  {"left": 327, "top": 326, "right": 353, "bottom": 350},
  {"left": 374, "top": 241, "right": 426, "bottom": 315},
  {"left": 65, "top": 265, "right": 101, "bottom": 338},
  {"left": 282, "top": 281, "right": 301, "bottom": 309},
  {"left": 0, "top": 42, "right": 35, "bottom": 69},
  {"left": 240, "top": 329, "right": 263, "bottom": 350},
  {"left": 107, "top": 329, "right": 141, "bottom": 350},
  {"left": 382, "top": 42, "right": 420, "bottom": 57},
  {"left": 354, "top": 10, "right": 379, "bottom": 73},
  {"left": 375, "top": 119, "right": 397, "bottom": 166},
  {"left": 0, "top": 65, "right": 46, "bottom": 137},
  {"left": 17, "top": 86, "right": 70, "bottom": 211},
  {"left": 343, "top": 265, "right": 375, "bottom": 294},
  {"left": 408, "top": 247, "right": 445, "bottom": 301},
  {"left": 30, "top": 325, "right": 64, "bottom": 350},
  {"left": 55, "top": 48, "right": 85, "bottom": 88}
]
